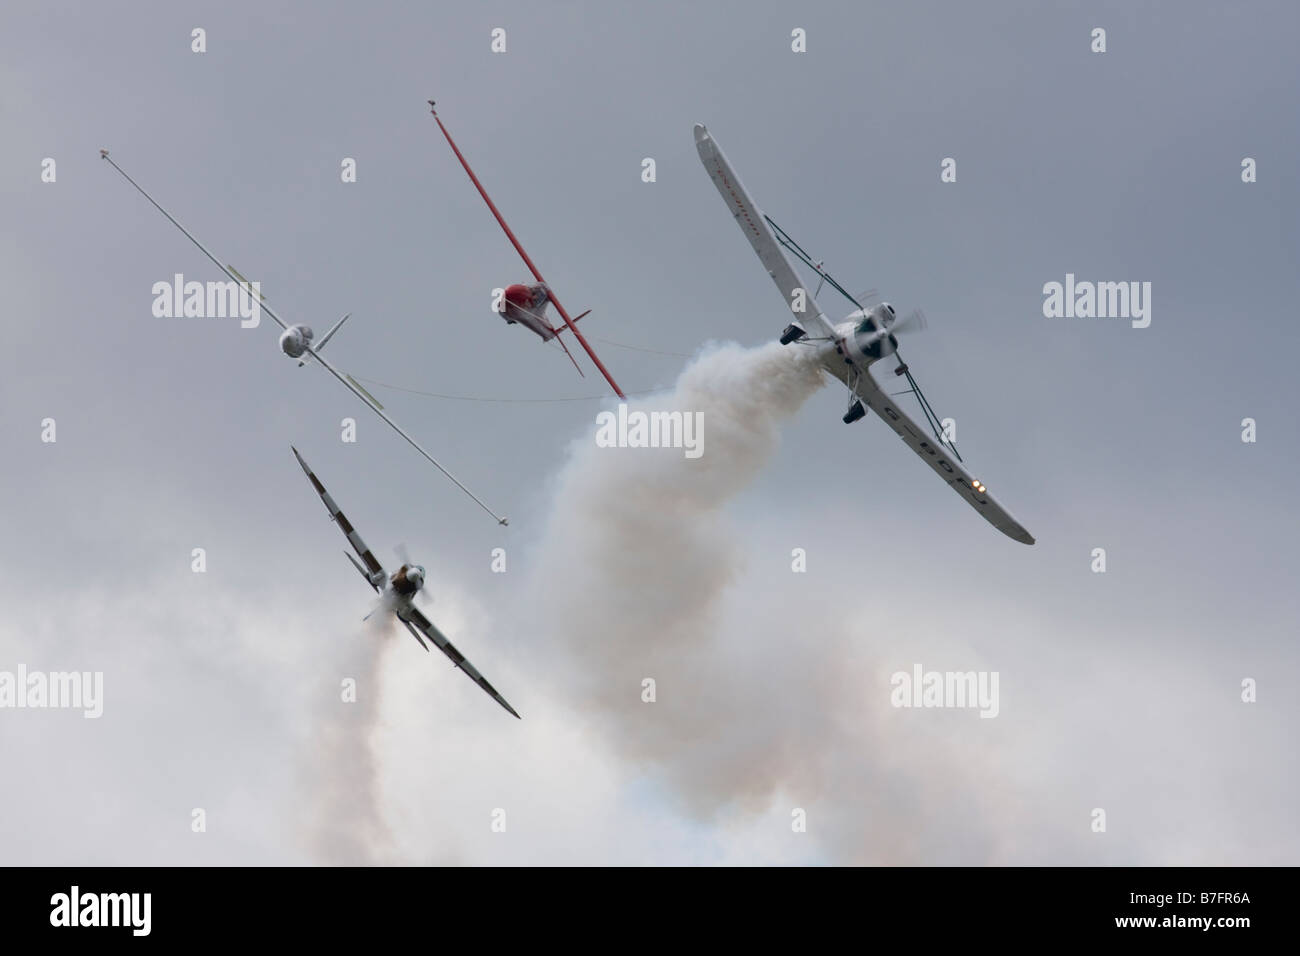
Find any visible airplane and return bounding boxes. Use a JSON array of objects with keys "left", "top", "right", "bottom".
[
  {"left": 693, "top": 126, "right": 1034, "bottom": 545},
  {"left": 291, "top": 446, "right": 521, "bottom": 719},
  {"left": 427, "top": 101, "right": 626, "bottom": 399},
  {"left": 100, "top": 149, "right": 509, "bottom": 527}
]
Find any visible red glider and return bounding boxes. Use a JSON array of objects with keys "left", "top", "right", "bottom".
[{"left": 428, "top": 101, "right": 626, "bottom": 399}]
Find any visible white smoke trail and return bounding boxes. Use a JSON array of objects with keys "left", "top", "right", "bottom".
[
  {"left": 531, "top": 341, "right": 1026, "bottom": 863},
  {"left": 538, "top": 341, "right": 824, "bottom": 694},
  {"left": 331, "top": 340, "right": 1027, "bottom": 864},
  {"left": 300, "top": 619, "right": 398, "bottom": 865},
  {"left": 535, "top": 341, "right": 829, "bottom": 786}
]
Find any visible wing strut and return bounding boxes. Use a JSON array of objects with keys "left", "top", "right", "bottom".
[
  {"left": 766, "top": 212, "right": 962, "bottom": 461},
  {"left": 427, "top": 101, "right": 626, "bottom": 399}
]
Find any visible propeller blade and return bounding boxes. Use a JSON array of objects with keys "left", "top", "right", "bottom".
[
  {"left": 393, "top": 543, "right": 429, "bottom": 603},
  {"left": 890, "top": 309, "right": 928, "bottom": 336}
]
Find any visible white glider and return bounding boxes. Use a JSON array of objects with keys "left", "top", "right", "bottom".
[{"left": 101, "top": 150, "right": 508, "bottom": 527}]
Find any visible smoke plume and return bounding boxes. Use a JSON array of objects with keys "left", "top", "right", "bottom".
[
  {"left": 530, "top": 341, "right": 1025, "bottom": 863},
  {"left": 300, "top": 618, "right": 398, "bottom": 865}
]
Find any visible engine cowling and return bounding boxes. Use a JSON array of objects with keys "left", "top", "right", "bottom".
[
  {"left": 279, "top": 324, "right": 314, "bottom": 358},
  {"left": 390, "top": 563, "right": 426, "bottom": 596},
  {"left": 846, "top": 304, "right": 898, "bottom": 360}
]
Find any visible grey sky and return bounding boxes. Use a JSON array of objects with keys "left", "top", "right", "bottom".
[{"left": 2, "top": 0, "right": 1297, "bottom": 864}]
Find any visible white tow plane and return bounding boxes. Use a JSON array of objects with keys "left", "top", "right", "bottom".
[
  {"left": 694, "top": 126, "right": 1034, "bottom": 545},
  {"left": 292, "top": 446, "right": 520, "bottom": 719},
  {"left": 100, "top": 150, "right": 509, "bottom": 527}
]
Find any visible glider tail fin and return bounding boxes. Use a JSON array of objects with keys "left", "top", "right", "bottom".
[{"left": 298, "top": 312, "right": 352, "bottom": 367}]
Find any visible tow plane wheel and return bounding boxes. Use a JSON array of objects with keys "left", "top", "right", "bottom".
[
  {"left": 842, "top": 400, "right": 866, "bottom": 424},
  {"left": 779, "top": 324, "right": 806, "bottom": 345},
  {"left": 894, "top": 363, "right": 909, "bottom": 376}
]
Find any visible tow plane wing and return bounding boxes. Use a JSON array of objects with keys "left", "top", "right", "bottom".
[
  {"left": 839, "top": 368, "right": 1034, "bottom": 544},
  {"left": 694, "top": 125, "right": 837, "bottom": 340}
]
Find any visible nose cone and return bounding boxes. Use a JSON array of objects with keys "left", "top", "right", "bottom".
[
  {"left": 409, "top": 566, "right": 425, "bottom": 589},
  {"left": 278, "top": 328, "right": 302, "bottom": 357},
  {"left": 693, "top": 124, "right": 709, "bottom": 144}
]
